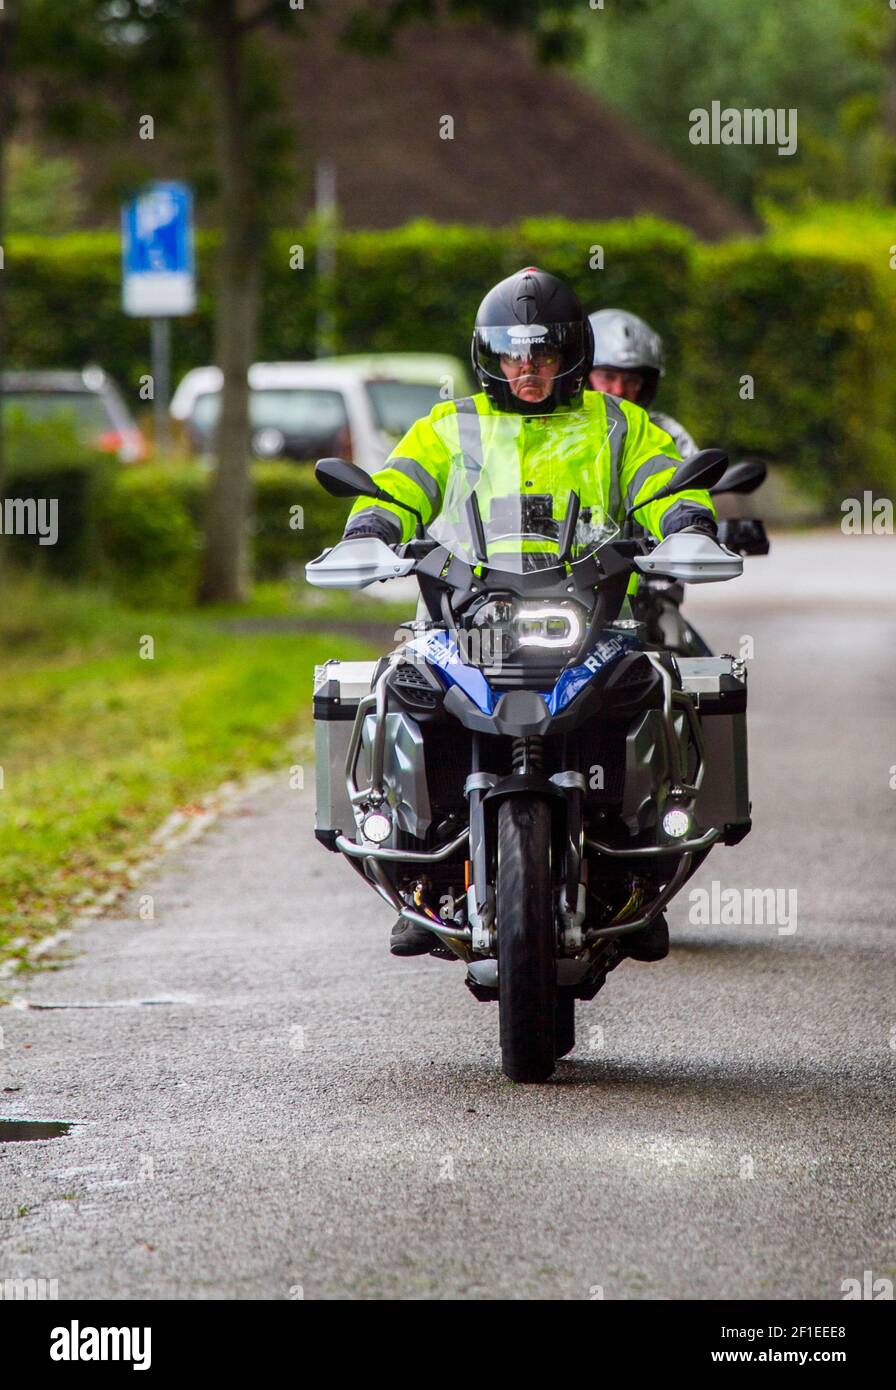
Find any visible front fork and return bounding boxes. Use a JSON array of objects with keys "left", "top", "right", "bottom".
[
  {"left": 555, "top": 768, "right": 587, "bottom": 951},
  {"left": 464, "top": 733, "right": 495, "bottom": 953},
  {"left": 464, "top": 734, "right": 588, "bottom": 956}
]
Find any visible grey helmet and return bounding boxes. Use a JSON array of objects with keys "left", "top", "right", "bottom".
[{"left": 588, "top": 309, "right": 665, "bottom": 407}]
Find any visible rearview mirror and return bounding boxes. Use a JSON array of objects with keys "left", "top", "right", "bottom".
[
  {"left": 314, "top": 456, "right": 426, "bottom": 539},
  {"left": 315, "top": 457, "right": 380, "bottom": 500},
  {"left": 709, "top": 459, "right": 767, "bottom": 496},
  {"left": 627, "top": 449, "right": 729, "bottom": 530},
  {"left": 665, "top": 448, "right": 729, "bottom": 496}
]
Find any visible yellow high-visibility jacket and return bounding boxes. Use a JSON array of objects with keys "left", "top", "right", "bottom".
[{"left": 347, "top": 390, "right": 715, "bottom": 544}]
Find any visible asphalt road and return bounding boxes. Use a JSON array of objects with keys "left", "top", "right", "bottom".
[{"left": 1, "top": 533, "right": 894, "bottom": 1300}]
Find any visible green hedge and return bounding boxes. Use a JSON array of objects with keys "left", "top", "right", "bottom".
[
  {"left": 2, "top": 413, "right": 113, "bottom": 576},
  {"left": 5, "top": 217, "right": 696, "bottom": 421},
  {"left": 304, "top": 217, "right": 695, "bottom": 421},
  {"left": 6, "top": 211, "right": 896, "bottom": 510},
  {"left": 249, "top": 461, "right": 349, "bottom": 580},
  {"left": 90, "top": 464, "right": 204, "bottom": 606},
  {"left": 3, "top": 231, "right": 218, "bottom": 404},
  {"left": 681, "top": 236, "right": 896, "bottom": 506},
  {"left": 3, "top": 452, "right": 349, "bottom": 607},
  {"left": 96, "top": 463, "right": 348, "bottom": 605}
]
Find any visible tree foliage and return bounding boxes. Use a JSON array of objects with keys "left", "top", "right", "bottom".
[
  {"left": 7, "top": 145, "right": 85, "bottom": 234},
  {"left": 578, "top": 0, "right": 883, "bottom": 211},
  {"left": 3, "top": 0, "right": 588, "bottom": 599}
]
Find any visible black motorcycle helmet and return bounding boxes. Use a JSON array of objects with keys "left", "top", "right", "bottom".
[{"left": 471, "top": 268, "right": 594, "bottom": 415}]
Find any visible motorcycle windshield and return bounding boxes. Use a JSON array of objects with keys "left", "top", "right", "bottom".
[{"left": 427, "top": 409, "right": 618, "bottom": 573}]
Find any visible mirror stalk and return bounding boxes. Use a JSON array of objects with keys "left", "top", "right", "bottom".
[
  {"left": 377, "top": 487, "right": 425, "bottom": 540},
  {"left": 557, "top": 490, "right": 580, "bottom": 563},
  {"left": 623, "top": 448, "right": 729, "bottom": 536},
  {"left": 465, "top": 491, "right": 488, "bottom": 564}
]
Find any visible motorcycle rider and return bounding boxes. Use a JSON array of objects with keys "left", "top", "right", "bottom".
[
  {"left": 589, "top": 308, "right": 714, "bottom": 654},
  {"left": 340, "top": 268, "right": 717, "bottom": 958},
  {"left": 588, "top": 308, "right": 698, "bottom": 462}
]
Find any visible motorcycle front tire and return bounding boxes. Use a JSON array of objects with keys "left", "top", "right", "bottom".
[{"left": 496, "top": 796, "right": 557, "bottom": 1083}]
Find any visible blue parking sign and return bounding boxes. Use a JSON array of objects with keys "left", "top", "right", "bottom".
[{"left": 122, "top": 181, "right": 195, "bottom": 317}]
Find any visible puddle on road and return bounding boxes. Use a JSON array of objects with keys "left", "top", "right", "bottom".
[
  {"left": 15, "top": 995, "right": 197, "bottom": 1011},
  {"left": 0, "top": 1119, "right": 72, "bottom": 1143}
]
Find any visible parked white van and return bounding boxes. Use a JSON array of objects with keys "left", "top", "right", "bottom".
[{"left": 169, "top": 353, "right": 472, "bottom": 472}]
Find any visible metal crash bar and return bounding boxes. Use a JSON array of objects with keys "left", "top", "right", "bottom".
[
  {"left": 334, "top": 826, "right": 469, "bottom": 864},
  {"left": 644, "top": 651, "right": 707, "bottom": 798},
  {"left": 365, "top": 858, "right": 473, "bottom": 946},
  {"left": 584, "top": 851, "right": 695, "bottom": 943},
  {"left": 585, "top": 826, "right": 720, "bottom": 859},
  {"left": 336, "top": 645, "right": 719, "bottom": 949}
]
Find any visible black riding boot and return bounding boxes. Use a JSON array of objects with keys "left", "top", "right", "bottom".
[
  {"left": 623, "top": 915, "right": 670, "bottom": 962},
  {"left": 389, "top": 915, "right": 437, "bottom": 957}
]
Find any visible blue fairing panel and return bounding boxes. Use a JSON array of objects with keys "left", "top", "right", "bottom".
[
  {"left": 407, "top": 630, "right": 496, "bottom": 714},
  {"left": 409, "top": 628, "right": 639, "bottom": 721},
  {"left": 545, "top": 632, "right": 640, "bottom": 715}
]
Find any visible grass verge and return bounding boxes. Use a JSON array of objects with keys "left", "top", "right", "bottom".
[{"left": 0, "top": 576, "right": 408, "bottom": 969}]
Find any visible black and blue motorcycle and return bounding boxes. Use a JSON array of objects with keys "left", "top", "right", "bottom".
[{"left": 306, "top": 412, "right": 751, "bottom": 1083}]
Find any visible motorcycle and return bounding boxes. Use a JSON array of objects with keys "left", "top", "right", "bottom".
[{"left": 306, "top": 412, "right": 751, "bottom": 1083}]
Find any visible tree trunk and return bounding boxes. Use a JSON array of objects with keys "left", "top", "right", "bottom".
[
  {"left": 0, "top": 3, "right": 18, "bottom": 557},
  {"left": 198, "top": 0, "right": 262, "bottom": 604}
]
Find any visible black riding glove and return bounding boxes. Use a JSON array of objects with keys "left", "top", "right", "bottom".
[
  {"left": 661, "top": 507, "right": 718, "bottom": 539},
  {"left": 342, "top": 512, "right": 403, "bottom": 545}
]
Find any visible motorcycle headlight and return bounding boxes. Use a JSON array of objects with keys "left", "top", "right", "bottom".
[
  {"left": 469, "top": 598, "right": 585, "bottom": 661},
  {"left": 513, "top": 603, "right": 583, "bottom": 649}
]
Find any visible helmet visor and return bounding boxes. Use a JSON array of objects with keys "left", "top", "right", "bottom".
[{"left": 474, "top": 321, "right": 587, "bottom": 384}]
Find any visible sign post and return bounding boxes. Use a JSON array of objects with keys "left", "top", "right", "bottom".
[{"left": 121, "top": 182, "right": 195, "bottom": 454}]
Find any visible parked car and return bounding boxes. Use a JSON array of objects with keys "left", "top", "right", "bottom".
[
  {"left": 0, "top": 366, "right": 148, "bottom": 463},
  {"left": 169, "top": 354, "right": 473, "bottom": 471}
]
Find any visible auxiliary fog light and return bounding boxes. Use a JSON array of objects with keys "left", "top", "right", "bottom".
[
  {"left": 662, "top": 807, "right": 691, "bottom": 839},
  {"left": 362, "top": 811, "right": 393, "bottom": 844}
]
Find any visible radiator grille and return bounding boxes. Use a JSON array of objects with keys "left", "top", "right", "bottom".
[
  {"left": 422, "top": 723, "right": 475, "bottom": 810},
  {"left": 390, "top": 661, "right": 439, "bottom": 710}
]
